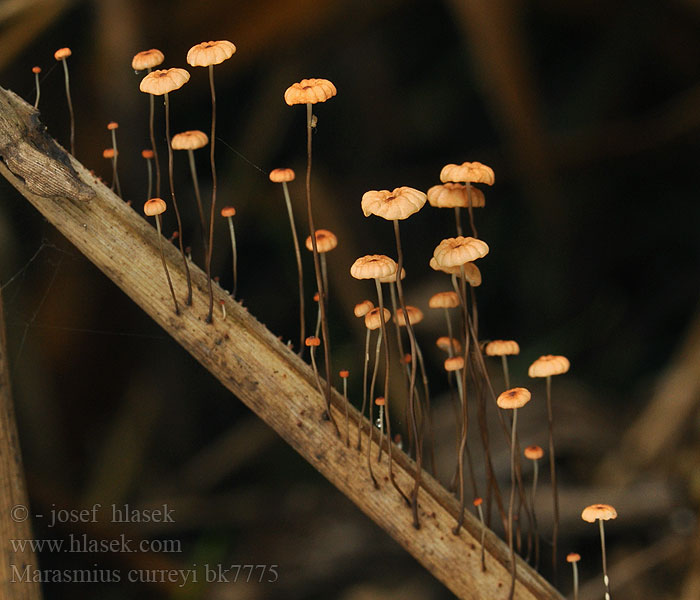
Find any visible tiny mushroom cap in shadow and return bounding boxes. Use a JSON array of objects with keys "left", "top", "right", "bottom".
[
  {"left": 361, "top": 187, "right": 427, "bottom": 220},
  {"left": 374, "top": 396, "right": 386, "bottom": 406},
  {"left": 269, "top": 168, "right": 295, "bottom": 183},
  {"left": 171, "top": 130, "right": 209, "bottom": 150},
  {"left": 54, "top": 47, "right": 72, "bottom": 60},
  {"left": 102, "top": 148, "right": 116, "bottom": 159},
  {"left": 305, "top": 229, "right": 337, "bottom": 253},
  {"left": 305, "top": 335, "right": 321, "bottom": 347},
  {"left": 444, "top": 356, "right": 465, "bottom": 372},
  {"left": 396, "top": 306, "right": 424, "bottom": 327},
  {"left": 429, "top": 291, "right": 460, "bottom": 309},
  {"left": 497, "top": 387, "right": 532, "bottom": 410},
  {"left": 485, "top": 340, "right": 520, "bottom": 356},
  {"left": 284, "top": 78, "right": 337, "bottom": 105},
  {"left": 132, "top": 49, "right": 164, "bottom": 71},
  {"left": 429, "top": 257, "right": 483, "bottom": 286},
  {"left": 437, "top": 336, "right": 462, "bottom": 353},
  {"left": 144, "top": 198, "right": 167, "bottom": 216},
  {"left": 32, "top": 66, "right": 41, "bottom": 74},
  {"left": 350, "top": 255, "right": 397, "bottom": 280},
  {"left": 140, "top": 68, "right": 190, "bottom": 95},
  {"left": 353, "top": 300, "right": 374, "bottom": 317},
  {"left": 364, "top": 307, "right": 392, "bottom": 330},
  {"left": 107, "top": 121, "right": 118, "bottom": 130},
  {"left": 528, "top": 354, "right": 571, "bottom": 378},
  {"left": 427, "top": 183, "right": 485, "bottom": 208},
  {"left": 524, "top": 445, "right": 544, "bottom": 460},
  {"left": 581, "top": 504, "right": 617, "bottom": 523},
  {"left": 440, "top": 161, "right": 495, "bottom": 186},
  {"left": 187, "top": 40, "right": 236, "bottom": 67},
  {"left": 433, "top": 236, "right": 489, "bottom": 268},
  {"left": 340, "top": 369, "right": 350, "bottom": 378},
  {"left": 566, "top": 553, "right": 581, "bottom": 563},
  {"left": 220, "top": 206, "right": 236, "bottom": 218},
  {"left": 142, "top": 149, "right": 154, "bottom": 159},
  {"left": 378, "top": 267, "right": 405, "bottom": 284}
]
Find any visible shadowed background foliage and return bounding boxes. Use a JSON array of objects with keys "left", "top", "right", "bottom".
[{"left": 0, "top": 0, "right": 699, "bottom": 598}]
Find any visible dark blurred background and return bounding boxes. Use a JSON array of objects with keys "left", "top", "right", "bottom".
[{"left": 1, "top": 0, "right": 699, "bottom": 598}]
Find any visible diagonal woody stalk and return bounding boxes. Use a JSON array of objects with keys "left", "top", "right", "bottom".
[{"left": 0, "top": 86, "right": 564, "bottom": 600}]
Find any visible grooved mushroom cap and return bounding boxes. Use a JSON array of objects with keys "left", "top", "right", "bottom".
[
  {"left": 305, "top": 229, "right": 337, "bottom": 253},
  {"left": 284, "top": 78, "right": 337, "bottom": 105},
  {"left": 305, "top": 335, "right": 321, "bottom": 347},
  {"left": 54, "top": 47, "right": 72, "bottom": 60},
  {"left": 220, "top": 206, "right": 236, "bottom": 218},
  {"left": 444, "top": 356, "right": 465, "bottom": 372},
  {"left": 144, "top": 198, "right": 166, "bottom": 216},
  {"left": 350, "top": 255, "right": 397, "bottom": 280},
  {"left": 396, "top": 306, "right": 424, "bottom": 327},
  {"left": 269, "top": 168, "right": 295, "bottom": 183},
  {"left": 171, "top": 130, "right": 209, "bottom": 150},
  {"left": 141, "top": 149, "right": 154, "bottom": 159},
  {"left": 581, "top": 504, "right": 617, "bottom": 523},
  {"left": 378, "top": 267, "right": 405, "bottom": 284},
  {"left": 485, "top": 340, "right": 520, "bottom": 356},
  {"left": 132, "top": 49, "right": 164, "bottom": 71},
  {"left": 427, "top": 183, "right": 485, "bottom": 208},
  {"left": 361, "top": 187, "right": 426, "bottom": 220},
  {"left": 353, "top": 300, "right": 374, "bottom": 317},
  {"left": 140, "top": 68, "right": 190, "bottom": 95},
  {"left": 436, "top": 336, "right": 461, "bottom": 353},
  {"left": 429, "top": 291, "right": 459, "bottom": 309},
  {"left": 524, "top": 445, "right": 544, "bottom": 460},
  {"left": 364, "top": 307, "right": 392, "bottom": 330},
  {"left": 497, "top": 387, "right": 532, "bottom": 409},
  {"left": 440, "top": 161, "right": 495, "bottom": 185},
  {"left": 429, "top": 257, "right": 483, "bottom": 286},
  {"left": 433, "top": 236, "right": 489, "bottom": 268},
  {"left": 528, "top": 355, "right": 570, "bottom": 378},
  {"left": 102, "top": 148, "right": 116, "bottom": 159},
  {"left": 187, "top": 40, "right": 236, "bottom": 67},
  {"left": 566, "top": 553, "right": 581, "bottom": 563}
]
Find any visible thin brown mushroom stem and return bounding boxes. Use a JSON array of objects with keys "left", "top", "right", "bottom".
[
  {"left": 341, "top": 373, "right": 350, "bottom": 447},
  {"left": 186, "top": 149, "right": 207, "bottom": 243},
  {"left": 60, "top": 59, "right": 75, "bottom": 155},
  {"left": 205, "top": 64, "right": 218, "bottom": 323},
  {"left": 375, "top": 278, "right": 410, "bottom": 506},
  {"left": 466, "top": 185, "right": 478, "bottom": 238},
  {"left": 475, "top": 499, "right": 487, "bottom": 571},
  {"left": 571, "top": 559, "right": 579, "bottom": 600},
  {"left": 33, "top": 69, "right": 40, "bottom": 109},
  {"left": 144, "top": 154, "right": 153, "bottom": 201},
  {"left": 164, "top": 92, "right": 193, "bottom": 305},
  {"left": 507, "top": 407, "right": 519, "bottom": 600},
  {"left": 314, "top": 293, "right": 322, "bottom": 338},
  {"left": 531, "top": 458, "right": 541, "bottom": 569},
  {"left": 366, "top": 329, "right": 382, "bottom": 488},
  {"left": 358, "top": 327, "right": 371, "bottom": 451},
  {"left": 225, "top": 215, "right": 238, "bottom": 298},
  {"left": 502, "top": 355, "right": 512, "bottom": 389},
  {"left": 109, "top": 127, "right": 122, "bottom": 198},
  {"left": 546, "top": 375, "right": 560, "bottom": 581},
  {"left": 280, "top": 180, "right": 305, "bottom": 355},
  {"left": 388, "top": 282, "right": 414, "bottom": 454},
  {"left": 320, "top": 252, "right": 329, "bottom": 304},
  {"left": 444, "top": 307, "right": 457, "bottom": 357},
  {"left": 600, "top": 519, "right": 611, "bottom": 600},
  {"left": 309, "top": 343, "right": 324, "bottom": 398},
  {"left": 146, "top": 69, "right": 161, "bottom": 197},
  {"left": 304, "top": 102, "right": 338, "bottom": 435},
  {"left": 414, "top": 340, "right": 436, "bottom": 476},
  {"left": 392, "top": 219, "right": 422, "bottom": 528},
  {"left": 153, "top": 213, "right": 179, "bottom": 315},
  {"left": 454, "top": 206, "right": 463, "bottom": 236}
]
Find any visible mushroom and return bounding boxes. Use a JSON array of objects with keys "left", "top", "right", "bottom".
[
  {"left": 270, "top": 167, "right": 305, "bottom": 355},
  {"left": 497, "top": 386, "right": 532, "bottom": 600},
  {"left": 429, "top": 291, "right": 460, "bottom": 357},
  {"left": 285, "top": 77, "right": 337, "bottom": 430},
  {"left": 31, "top": 66, "right": 41, "bottom": 109},
  {"left": 427, "top": 182, "right": 485, "bottom": 236},
  {"left": 361, "top": 186, "right": 427, "bottom": 527},
  {"left": 351, "top": 255, "right": 406, "bottom": 502},
  {"left": 524, "top": 444, "right": 544, "bottom": 568},
  {"left": 581, "top": 503, "right": 617, "bottom": 600},
  {"left": 473, "top": 496, "right": 487, "bottom": 571},
  {"left": 187, "top": 40, "right": 237, "bottom": 323},
  {"left": 305, "top": 335, "right": 323, "bottom": 398},
  {"left": 484, "top": 339, "right": 520, "bottom": 389},
  {"left": 143, "top": 198, "right": 179, "bottom": 315},
  {"left": 220, "top": 206, "right": 238, "bottom": 298},
  {"left": 140, "top": 67, "right": 193, "bottom": 306},
  {"left": 566, "top": 552, "right": 581, "bottom": 600},
  {"left": 132, "top": 49, "right": 165, "bottom": 196},
  {"left": 106, "top": 122, "right": 121, "bottom": 197},
  {"left": 439, "top": 161, "right": 495, "bottom": 237},
  {"left": 529, "top": 354, "right": 570, "bottom": 577},
  {"left": 102, "top": 148, "right": 119, "bottom": 193},
  {"left": 339, "top": 369, "right": 350, "bottom": 447},
  {"left": 54, "top": 47, "right": 75, "bottom": 155},
  {"left": 171, "top": 130, "right": 209, "bottom": 243}
]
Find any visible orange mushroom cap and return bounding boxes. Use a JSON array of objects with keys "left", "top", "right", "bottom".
[
  {"left": 305, "top": 336, "right": 321, "bottom": 347},
  {"left": 102, "top": 148, "right": 116, "bottom": 159},
  {"left": 433, "top": 236, "right": 489, "bottom": 268},
  {"left": 187, "top": 40, "right": 236, "bottom": 67},
  {"left": 444, "top": 356, "right": 465, "bottom": 372},
  {"left": 305, "top": 229, "right": 338, "bottom": 253},
  {"left": 485, "top": 340, "right": 520, "bottom": 357},
  {"left": 436, "top": 336, "right": 461, "bottom": 354},
  {"left": 429, "top": 291, "right": 460, "bottom": 309},
  {"left": 54, "top": 47, "right": 72, "bottom": 61},
  {"left": 144, "top": 198, "right": 166, "bottom": 216},
  {"left": 171, "top": 130, "right": 209, "bottom": 151},
  {"left": 581, "top": 504, "right": 617, "bottom": 523},
  {"left": 440, "top": 161, "right": 495, "bottom": 186},
  {"left": 528, "top": 355, "right": 570, "bottom": 378},
  {"left": 140, "top": 68, "right": 190, "bottom": 95},
  {"left": 220, "top": 206, "right": 236, "bottom": 218},
  {"left": 132, "top": 49, "right": 164, "bottom": 71},
  {"left": 353, "top": 300, "right": 374, "bottom": 317},
  {"left": 364, "top": 307, "right": 392, "bottom": 331},
  {"left": 32, "top": 66, "right": 41, "bottom": 74},
  {"left": 141, "top": 149, "right": 154, "bottom": 159},
  {"left": 496, "top": 387, "right": 532, "bottom": 410},
  {"left": 427, "top": 183, "right": 485, "bottom": 209},
  {"left": 269, "top": 167, "right": 295, "bottom": 183},
  {"left": 284, "top": 78, "right": 337, "bottom": 105},
  {"left": 350, "top": 255, "right": 397, "bottom": 280},
  {"left": 395, "top": 306, "right": 424, "bottom": 327},
  {"left": 107, "top": 121, "right": 119, "bottom": 130},
  {"left": 524, "top": 445, "right": 544, "bottom": 460},
  {"left": 361, "top": 187, "right": 426, "bottom": 220}
]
